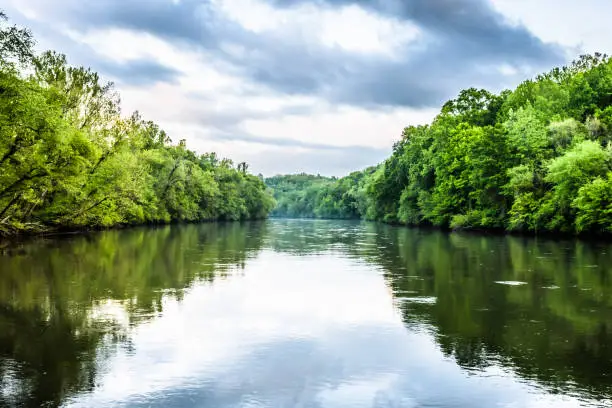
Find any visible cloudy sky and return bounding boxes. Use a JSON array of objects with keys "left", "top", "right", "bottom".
[{"left": 3, "top": 0, "right": 611, "bottom": 176}]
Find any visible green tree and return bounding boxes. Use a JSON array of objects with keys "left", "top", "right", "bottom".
[{"left": 0, "top": 11, "right": 274, "bottom": 236}]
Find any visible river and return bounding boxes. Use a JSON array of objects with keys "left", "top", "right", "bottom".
[{"left": 0, "top": 219, "right": 610, "bottom": 407}]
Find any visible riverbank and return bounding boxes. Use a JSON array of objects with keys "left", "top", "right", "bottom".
[
  {"left": 258, "top": 215, "right": 612, "bottom": 241},
  {"left": 264, "top": 56, "right": 612, "bottom": 236},
  {"left": 0, "top": 13, "right": 275, "bottom": 240},
  {"left": 0, "top": 217, "right": 272, "bottom": 251}
]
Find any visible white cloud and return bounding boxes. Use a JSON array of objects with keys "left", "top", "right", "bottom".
[
  {"left": 498, "top": 63, "right": 518, "bottom": 76},
  {"left": 240, "top": 106, "right": 436, "bottom": 148},
  {"left": 491, "top": 0, "right": 612, "bottom": 56},
  {"left": 8, "top": 0, "right": 612, "bottom": 176},
  {"left": 53, "top": 25, "right": 436, "bottom": 175},
  {"left": 214, "top": 0, "right": 420, "bottom": 56}
]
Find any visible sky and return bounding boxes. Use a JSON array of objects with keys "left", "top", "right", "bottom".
[{"left": 3, "top": 0, "right": 612, "bottom": 176}]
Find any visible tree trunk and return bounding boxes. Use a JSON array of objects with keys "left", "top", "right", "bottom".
[{"left": 0, "top": 193, "right": 21, "bottom": 219}]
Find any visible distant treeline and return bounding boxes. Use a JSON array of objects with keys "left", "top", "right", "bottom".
[
  {"left": 5, "top": 10, "right": 612, "bottom": 237},
  {"left": 267, "top": 53, "right": 612, "bottom": 235},
  {"left": 265, "top": 171, "right": 374, "bottom": 219},
  {"left": 0, "top": 12, "right": 274, "bottom": 236}
]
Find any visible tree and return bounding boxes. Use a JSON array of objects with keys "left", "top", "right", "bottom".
[
  {"left": 0, "top": 11, "right": 34, "bottom": 65},
  {"left": 0, "top": 11, "right": 274, "bottom": 236}
]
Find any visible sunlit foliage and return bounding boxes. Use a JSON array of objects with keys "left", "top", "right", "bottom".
[
  {"left": 0, "top": 13, "right": 274, "bottom": 235},
  {"left": 270, "top": 52, "right": 612, "bottom": 235}
]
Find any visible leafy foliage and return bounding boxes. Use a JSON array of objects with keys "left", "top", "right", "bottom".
[
  {"left": 267, "top": 53, "right": 612, "bottom": 235},
  {"left": 366, "top": 51, "right": 612, "bottom": 234},
  {"left": 0, "top": 12, "right": 274, "bottom": 235},
  {"left": 265, "top": 170, "right": 375, "bottom": 219}
]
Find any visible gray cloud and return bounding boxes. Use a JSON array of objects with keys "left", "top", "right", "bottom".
[
  {"left": 0, "top": 0, "right": 571, "bottom": 175},
  {"left": 98, "top": 59, "right": 182, "bottom": 86},
  {"left": 219, "top": 132, "right": 388, "bottom": 153},
  {"left": 262, "top": 0, "right": 564, "bottom": 107},
  {"left": 184, "top": 121, "right": 389, "bottom": 176},
  {"left": 2, "top": 7, "right": 183, "bottom": 87},
  {"left": 66, "top": 0, "right": 218, "bottom": 45},
  {"left": 6, "top": 0, "right": 566, "bottom": 108},
  {"left": 176, "top": 101, "right": 334, "bottom": 132}
]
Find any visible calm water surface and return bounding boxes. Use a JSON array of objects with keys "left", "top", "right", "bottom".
[{"left": 0, "top": 220, "right": 611, "bottom": 407}]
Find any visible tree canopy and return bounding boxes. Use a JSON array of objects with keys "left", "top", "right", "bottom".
[
  {"left": 0, "top": 12, "right": 274, "bottom": 236},
  {"left": 5, "top": 10, "right": 612, "bottom": 237},
  {"left": 267, "top": 53, "right": 612, "bottom": 236},
  {"left": 265, "top": 169, "right": 375, "bottom": 219}
]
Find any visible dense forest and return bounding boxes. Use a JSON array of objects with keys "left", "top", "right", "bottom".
[
  {"left": 268, "top": 53, "right": 612, "bottom": 235},
  {"left": 5, "top": 12, "right": 612, "bottom": 237},
  {"left": 264, "top": 170, "right": 374, "bottom": 219},
  {"left": 0, "top": 13, "right": 274, "bottom": 236}
]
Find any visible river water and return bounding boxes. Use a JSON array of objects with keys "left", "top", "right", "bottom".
[{"left": 0, "top": 219, "right": 610, "bottom": 407}]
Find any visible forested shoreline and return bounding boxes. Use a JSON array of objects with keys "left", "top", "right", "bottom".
[
  {"left": 266, "top": 53, "right": 612, "bottom": 236},
  {"left": 5, "top": 12, "right": 612, "bottom": 238},
  {"left": 0, "top": 13, "right": 275, "bottom": 237},
  {"left": 264, "top": 170, "right": 375, "bottom": 219}
]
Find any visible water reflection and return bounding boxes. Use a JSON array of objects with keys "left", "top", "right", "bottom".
[
  {"left": 0, "top": 220, "right": 610, "bottom": 407},
  {"left": 0, "top": 222, "right": 266, "bottom": 407},
  {"left": 369, "top": 227, "right": 612, "bottom": 400}
]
